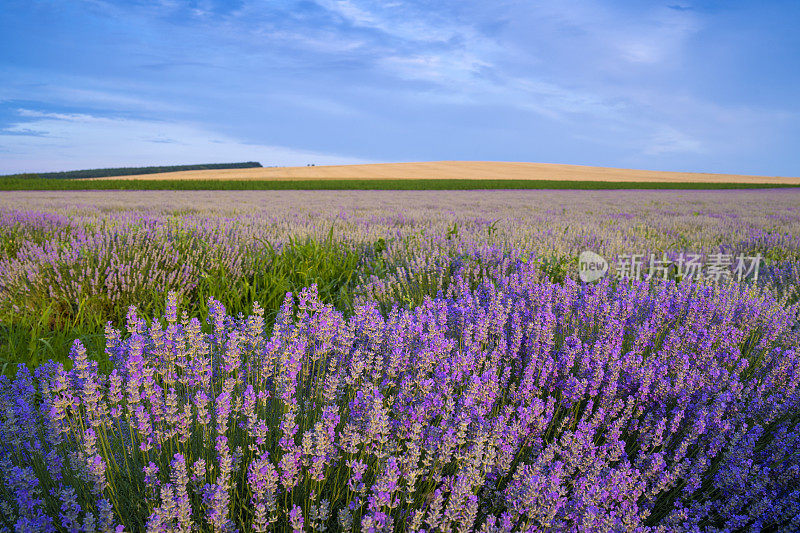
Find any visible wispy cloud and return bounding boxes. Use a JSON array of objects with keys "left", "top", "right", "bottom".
[
  {"left": 0, "top": 109, "right": 373, "bottom": 173},
  {"left": 642, "top": 126, "right": 704, "bottom": 156},
  {"left": 0, "top": 128, "right": 49, "bottom": 137}
]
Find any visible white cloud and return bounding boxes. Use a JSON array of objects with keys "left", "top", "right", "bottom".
[
  {"left": 379, "top": 52, "right": 492, "bottom": 85},
  {"left": 524, "top": 1, "right": 701, "bottom": 67},
  {"left": 53, "top": 88, "right": 190, "bottom": 114},
  {"left": 0, "top": 110, "right": 373, "bottom": 173},
  {"left": 306, "top": 0, "right": 700, "bottom": 137},
  {"left": 0, "top": 68, "right": 191, "bottom": 115},
  {"left": 315, "top": 0, "right": 505, "bottom": 86},
  {"left": 316, "top": 0, "right": 469, "bottom": 44},
  {"left": 642, "top": 126, "right": 704, "bottom": 155}
]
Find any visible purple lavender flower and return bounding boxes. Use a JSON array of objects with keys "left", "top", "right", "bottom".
[
  {"left": 289, "top": 504, "right": 304, "bottom": 533},
  {"left": 1, "top": 228, "right": 799, "bottom": 532}
]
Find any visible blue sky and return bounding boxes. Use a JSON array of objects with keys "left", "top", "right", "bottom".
[{"left": 1, "top": 0, "right": 798, "bottom": 175}]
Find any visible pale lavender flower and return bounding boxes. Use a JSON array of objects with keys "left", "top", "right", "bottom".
[
  {"left": 289, "top": 504, "right": 304, "bottom": 533},
  {"left": 170, "top": 453, "right": 192, "bottom": 532}
]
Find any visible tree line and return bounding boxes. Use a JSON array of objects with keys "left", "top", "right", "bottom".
[{"left": 0, "top": 161, "right": 262, "bottom": 180}]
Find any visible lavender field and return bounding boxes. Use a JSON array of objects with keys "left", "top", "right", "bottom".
[{"left": 1, "top": 190, "right": 799, "bottom": 532}]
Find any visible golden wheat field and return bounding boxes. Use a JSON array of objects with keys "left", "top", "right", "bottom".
[{"left": 85, "top": 161, "right": 800, "bottom": 184}]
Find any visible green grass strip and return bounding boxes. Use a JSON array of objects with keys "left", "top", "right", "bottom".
[{"left": 0, "top": 177, "right": 797, "bottom": 190}]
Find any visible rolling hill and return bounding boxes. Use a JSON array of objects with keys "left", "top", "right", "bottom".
[{"left": 85, "top": 161, "right": 800, "bottom": 184}]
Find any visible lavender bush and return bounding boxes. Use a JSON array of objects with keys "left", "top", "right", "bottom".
[{"left": 2, "top": 270, "right": 798, "bottom": 531}]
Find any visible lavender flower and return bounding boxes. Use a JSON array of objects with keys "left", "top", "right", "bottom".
[{"left": 1, "top": 212, "right": 799, "bottom": 532}]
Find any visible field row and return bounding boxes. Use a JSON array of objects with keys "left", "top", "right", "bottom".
[
  {"left": 2, "top": 178, "right": 800, "bottom": 191},
  {"left": 2, "top": 190, "right": 799, "bottom": 371}
]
